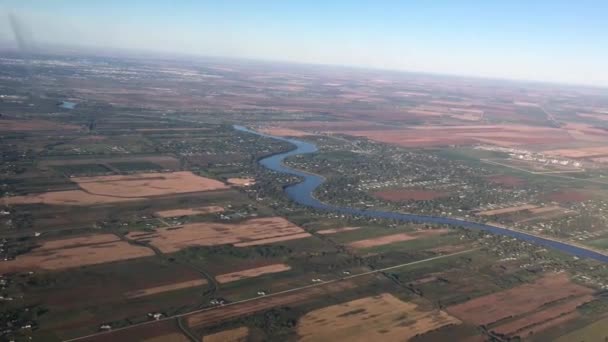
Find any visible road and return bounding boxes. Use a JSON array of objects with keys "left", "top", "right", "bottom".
[{"left": 63, "top": 248, "right": 478, "bottom": 342}]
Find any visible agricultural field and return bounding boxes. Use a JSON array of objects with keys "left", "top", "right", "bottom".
[
  {"left": 297, "top": 293, "right": 461, "bottom": 341},
  {"left": 2, "top": 52, "right": 608, "bottom": 342},
  {"left": 126, "top": 217, "right": 312, "bottom": 253}
]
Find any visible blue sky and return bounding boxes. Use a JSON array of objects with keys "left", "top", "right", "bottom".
[{"left": 2, "top": 1, "right": 607, "bottom": 86}]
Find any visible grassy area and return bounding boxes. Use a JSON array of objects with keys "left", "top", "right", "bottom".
[
  {"left": 109, "top": 161, "right": 163, "bottom": 172},
  {"left": 585, "top": 237, "right": 608, "bottom": 250},
  {"left": 52, "top": 163, "right": 111, "bottom": 175}
]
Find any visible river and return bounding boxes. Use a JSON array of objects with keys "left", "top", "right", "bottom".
[{"left": 234, "top": 125, "right": 608, "bottom": 263}]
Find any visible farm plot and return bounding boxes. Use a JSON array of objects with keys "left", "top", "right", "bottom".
[
  {"left": 202, "top": 327, "right": 249, "bottom": 342},
  {"left": 127, "top": 217, "right": 311, "bottom": 253},
  {"left": 475, "top": 204, "right": 573, "bottom": 223},
  {"left": 125, "top": 279, "right": 208, "bottom": 299},
  {"left": 543, "top": 189, "right": 594, "bottom": 203},
  {"left": 347, "top": 229, "right": 449, "bottom": 249},
  {"left": 5, "top": 171, "right": 229, "bottom": 206},
  {"left": 215, "top": 264, "right": 291, "bottom": 284},
  {"left": 4, "top": 189, "right": 140, "bottom": 206},
  {"left": 491, "top": 294, "right": 593, "bottom": 337},
  {"left": 0, "top": 118, "right": 80, "bottom": 131},
  {"left": 297, "top": 293, "right": 461, "bottom": 341},
  {"left": 154, "top": 206, "right": 225, "bottom": 218},
  {"left": 0, "top": 234, "right": 154, "bottom": 272},
  {"left": 40, "top": 155, "right": 180, "bottom": 170},
  {"left": 316, "top": 227, "right": 361, "bottom": 235},
  {"left": 186, "top": 280, "right": 357, "bottom": 328},
  {"left": 72, "top": 171, "right": 229, "bottom": 197},
  {"left": 555, "top": 316, "right": 608, "bottom": 342},
  {"left": 334, "top": 125, "right": 572, "bottom": 148},
  {"left": 446, "top": 273, "right": 594, "bottom": 332},
  {"left": 80, "top": 319, "right": 189, "bottom": 342},
  {"left": 259, "top": 127, "right": 314, "bottom": 137},
  {"left": 544, "top": 146, "right": 608, "bottom": 159}
]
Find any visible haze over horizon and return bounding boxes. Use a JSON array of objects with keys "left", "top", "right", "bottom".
[{"left": 2, "top": 0, "right": 607, "bottom": 87}]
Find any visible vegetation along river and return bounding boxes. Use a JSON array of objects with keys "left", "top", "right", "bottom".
[{"left": 234, "top": 125, "right": 608, "bottom": 263}]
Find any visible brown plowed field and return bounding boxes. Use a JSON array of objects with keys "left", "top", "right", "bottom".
[
  {"left": 373, "top": 189, "right": 448, "bottom": 201},
  {"left": 544, "top": 146, "right": 608, "bottom": 158},
  {"left": 4, "top": 189, "right": 140, "bottom": 206},
  {"left": 154, "top": 206, "right": 225, "bottom": 218},
  {"left": 348, "top": 233, "right": 416, "bottom": 248},
  {"left": 297, "top": 293, "right": 461, "bottom": 341},
  {"left": 334, "top": 125, "right": 572, "bottom": 147},
  {"left": 73, "top": 171, "right": 229, "bottom": 197},
  {"left": 125, "top": 279, "right": 208, "bottom": 299},
  {"left": 202, "top": 327, "right": 249, "bottom": 342},
  {"left": 446, "top": 273, "right": 593, "bottom": 326},
  {"left": 233, "top": 232, "right": 311, "bottom": 247},
  {"left": 0, "top": 234, "right": 154, "bottom": 272},
  {"left": 259, "top": 127, "right": 313, "bottom": 137},
  {"left": 216, "top": 264, "right": 291, "bottom": 283},
  {"left": 6, "top": 171, "right": 229, "bottom": 206},
  {"left": 348, "top": 229, "right": 448, "bottom": 249},
  {"left": 127, "top": 217, "right": 309, "bottom": 253},
  {"left": 186, "top": 281, "right": 357, "bottom": 328},
  {"left": 492, "top": 294, "right": 593, "bottom": 337},
  {"left": 544, "top": 189, "right": 593, "bottom": 203}
]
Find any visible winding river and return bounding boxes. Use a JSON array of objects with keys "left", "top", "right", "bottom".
[{"left": 235, "top": 125, "right": 608, "bottom": 263}]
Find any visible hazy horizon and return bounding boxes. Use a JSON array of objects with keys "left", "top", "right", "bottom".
[{"left": 2, "top": 1, "right": 607, "bottom": 87}]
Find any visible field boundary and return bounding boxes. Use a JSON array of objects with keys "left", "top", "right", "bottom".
[{"left": 63, "top": 248, "right": 478, "bottom": 342}]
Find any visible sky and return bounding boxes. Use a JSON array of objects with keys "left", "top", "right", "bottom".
[{"left": 1, "top": 0, "right": 607, "bottom": 86}]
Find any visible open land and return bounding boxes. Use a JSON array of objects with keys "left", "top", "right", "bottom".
[
  {"left": 316, "top": 226, "right": 361, "bottom": 235},
  {"left": 5, "top": 172, "right": 230, "bottom": 206},
  {"left": 0, "top": 234, "right": 154, "bottom": 272},
  {"left": 297, "top": 293, "right": 461, "bottom": 341},
  {"left": 446, "top": 273, "right": 594, "bottom": 336},
  {"left": 216, "top": 264, "right": 291, "bottom": 283},
  {"left": 555, "top": 316, "right": 608, "bottom": 342},
  {"left": 348, "top": 229, "right": 449, "bottom": 249},
  {"left": 125, "top": 279, "right": 208, "bottom": 299},
  {"left": 186, "top": 280, "right": 358, "bottom": 328},
  {"left": 72, "top": 172, "right": 229, "bottom": 197},
  {"left": 126, "top": 217, "right": 310, "bottom": 253},
  {"left": 202, "top": 327, "right": 249, "bottom": 342},
  {"left": 226, "top": 177, "right": 255, "bottom": 187},
  {"left": 3, "top": 53, "right": 608, "bottom": 342},
  {"left": 154, "top": 206, "right": 225, "bottom": 218}
]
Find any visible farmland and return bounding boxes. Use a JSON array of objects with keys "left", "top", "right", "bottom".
[
  {"left": 297, "top": 293, "right": 461, "bottom": 341},
  {"left": 446, "top": 273, "right": 595, "bottom": 338},
  {"left": 2, "top": 52, "right": 608, "bottom": 342},
  {"left": 0, "top": 234, "right": 154, "bottom": 272},
  {"left": 126, "top": 217, "right": 311, "bottom": 253}
]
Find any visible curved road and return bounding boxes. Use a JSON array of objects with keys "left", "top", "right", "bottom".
[{"left": 235, "top": 125, "right": 608, "bottom": 263}]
